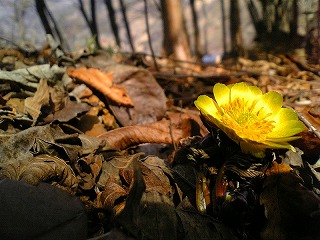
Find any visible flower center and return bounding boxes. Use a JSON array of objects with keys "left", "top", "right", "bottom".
[{"left": 219, "top": 98, "right": 275, "bottom": 142}]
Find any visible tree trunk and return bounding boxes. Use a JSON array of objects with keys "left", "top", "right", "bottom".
[
  {"left": 161, "top": 0, "right": 192, "bottom": 61},
  {"left": 90, "top": 0, "right": 100, "bottom": 48},
  {"left": 273, "top": 0, "right": 281, "bottom": 32},
  {"left": 105, "top": 0, "right": 121, "bottom": 48},
  {"left": 230, "top": 0, "right": 244, "bottom": 56},
  {"left": 189, "top": 0, "right": 203, "bottom": 58},
  {"left": 35, "top": 0, "right": 70, "bottom": 51},
  {"left": 143, "top": 0, "right": 158, "bottom": 70},
  {"left": 246, "top": 0, "right": 266, "bottom": 36},
  {"left": 201, "top": 0, "right": 208, "bottom": 53},
  {"left": 78, "top": 0, "right": 101, "bottom": 48},
  {"left": 220, "top": 0, "right": 227, "bottom": 54},
  {"left": 290, "top": 0, "right": 298, "bottom": 37},
  {"left": 119, "top": 0, "right": 135, "bottom": 53}
]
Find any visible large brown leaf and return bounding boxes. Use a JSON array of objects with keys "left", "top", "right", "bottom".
[
  {"left": 98, "top": 112, "right": 206, "bottom": 151},
  {"left": 105, "top": 64, "right": 167, "bottom": 126},
  {"left": 67, "top": 67, "right": 134, "bottom": 107}
]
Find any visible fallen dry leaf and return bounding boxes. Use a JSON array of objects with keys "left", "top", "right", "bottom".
[
  {"left": 0, "top": 64, "right": 65, "bottom": 89},
  {"left": 98, "top": 112, "right": 206, "bottom": 150},
  {"left": 74, "top": 153, "right": 103, "bottom": 190},
  {"left": 96, "top": 154, "right": 143, "bottom": 214},
  {"left": 67, "top": 67, "right": 134, "bottom": 107},
  {"left": 96, "top": 175, "right": 128, "bottom": 215},
  {"left": 24, "top": 79, "right": 50, "bottom": 122},
  {"left": 0, "top": 154, "right": 78, "bottom": 193},
  {"left": 105, "top": 64, "right": 167, "bottom": 126},
  {"left": 265, "top": 160, "right": 293, "bottom": 176},
  {"left": 53, "top": 97, "right": 91, "bottom": 122},
  {"left": 98, "top": 118, "right": 190, "bottom": 150}
]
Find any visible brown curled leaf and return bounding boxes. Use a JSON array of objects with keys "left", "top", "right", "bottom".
[
  {"left": 67, "top": 67, "right": 134, "bottom": 107},
  {"left": 98, "top": 112, "right": 206, "bottom": 150},
  {"left": 96, "top": 154, "right": 144, "bottom": 216},
  {"left": 140, "top": 158, "right": 173, "bottom": 195},
  {"left": 24, "top": 79, "right": 50, "bottom": 122},
  {"left": 0, "top": 154, "right": 78, "bottom": 193},
  {"left": 96, "top": 175, "right": 127, "bottom": 215},
  {"left": 74, "top": 153, "right": 103, "bottom": 190}
]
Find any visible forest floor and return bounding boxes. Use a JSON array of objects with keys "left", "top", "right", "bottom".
[{"left": 0, "top": 37, "right": 319, "bottom": 239}]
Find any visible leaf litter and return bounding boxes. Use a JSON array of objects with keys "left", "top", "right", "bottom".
[{"left": 0, "top": 40, "right": 319, "bottom": 240}]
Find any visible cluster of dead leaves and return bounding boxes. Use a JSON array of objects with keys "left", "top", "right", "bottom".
[
  {"left": 0, "top": 47, "right": 211, "bottom": 239},
  {"left": 0, "top": 43, "right": 319, "bottom": 240}
]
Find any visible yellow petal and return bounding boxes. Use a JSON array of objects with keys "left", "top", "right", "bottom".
[
  {"left": 213, "top": 83, "right": 230, "bottom": 106},
  {"left": 248, "top": 85, "right": 262, "bottom": 96},
  {"left": 266, "top": 136, "right": 301, "bottom": 142},
  {"left": 229, "top": 82, "right": 250, "bottom": 102},
  {"left": 194, "top": 95, "right": 217, "bottom": 114},
  {"left": 230, "top": 82, "right": 262, "bottom": 102},
  {"left": 239, "top": 140, "right": 266, "bottom": 158},
  {"left": 273, "top": 108, "right": 299, "bottom": 123},
  {"left": 262, "top": 140, "right": 295, "bottom": 151},
  {"left": 268, "top": 120, "right": 305, "bottom": 138},
  {"left": 253, "top": 91, "right": 283, "bottom": 117}
]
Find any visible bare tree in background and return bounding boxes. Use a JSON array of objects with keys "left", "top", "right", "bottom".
[
  {"left": 290, "top": 0, "right": 298, "bottom": 37},
  {"left": 189, "top": 0, "right": 203, "bottom": 58},
  {"left": 119, "top": 0, "right": 135, "bottom": 53},
  {"left": 161, "top": 0, "right": 192, "bottom": 61},
  {"left": 248, "top": 0, "right": 301, "bottom": 38},
  {"left": 201, "top": 0, "right": 209, "bottom": 53},
  {"left": 35, "top": 0, "right": 70, "bottom": 51},
  {"left": 143, "top": 0, "right": 158, "bottom": 70},
  {"left": 79, "top": 0, "right": 101, "bottom": 48},
  {"left": 245, "top": 0, "right": 266, "bottom": 36},
  {"left": 14, "top": 0, "right": 31, "bottom": 47},
  {"left": 220, "top": 0, "right": 227, "bottom": 54},
  {"left": 105, "top": 0, "right": 121, "bottom": 48},
  {"left": 230, "top": 0, "right": 244, "bottom": 56}
]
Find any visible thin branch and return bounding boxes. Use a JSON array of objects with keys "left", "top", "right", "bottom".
[
  {"left": 201, "top": 0, "right": 208, "bottom": 53},
  {"left": 119, "top": 0, "right": 135, "bottom": 53},
  {"left": 90, "top": 0, "right": 101, "bottom": 48},
  {"left": 78, "top": 0, "right": 90, "bottom": 27},
  {"left": 190, "top": 0, "right": 203, "bottom": 58},
  {"left": 78, "top": 0, "right": 101, "bottom": 48},
  {"left": 220, "top": 0, "right": 227, "bottom": 54},
  {"left": 105, "top": 0, "right": 121, "bottom": 47},
  {"left": 143, "top": 0, "right": 159, "bottom": 70},
  {"left": 35, "top": 0, "right": 70, "bottom": 51}
]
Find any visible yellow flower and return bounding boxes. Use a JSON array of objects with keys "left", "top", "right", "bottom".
[{"left": 194, "top": 82, "right": 306, "bottom": 158}]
